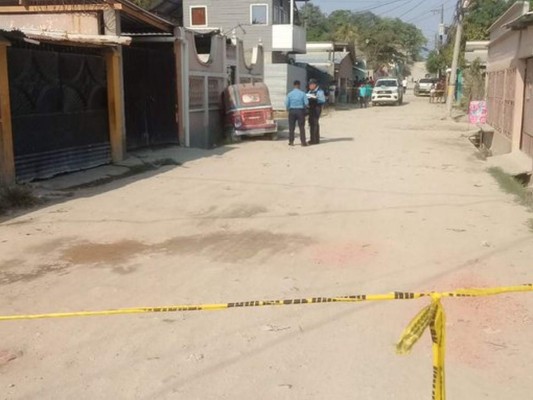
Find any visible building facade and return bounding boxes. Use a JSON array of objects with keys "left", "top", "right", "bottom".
[
  {"left": 158, "top": 0, "right": 308, "bottom": 108},
  {"left": 180, "top": 0, "right": 306, "bottom": 61},
  {"left": 0, "top": 0, "right": 263, "bottom": 184},
  {"left": 486, "top": 1, "right": 533, "bottom": 163}
]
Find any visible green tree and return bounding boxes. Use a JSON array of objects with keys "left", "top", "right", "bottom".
[
  {"left": 300, "top": 3, "right": 329, "bottom": 41},
  {"left": 426, "top": 50, "right": 446, "bottom": 74},
  {"left": 464, "top": 0, "right": 509, "bottom": 40},
  {"left": 298, "top": 4, "right": 426, "bottom": 73},
  {"left": 130, "top": 0, "right": 153, "bottom": 8},
  {"left": 358, "top": 18, "right": 426, "bottom": 71},
  {"left": 333, "top": 22, "right": 359, "bottom": 46}
]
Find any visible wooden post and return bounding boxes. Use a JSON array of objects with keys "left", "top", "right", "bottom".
[
  {"left": 0, "top": 39, "right": 15, "bottom": 185},
  {"left": 105, "top": 48, "right": 125, "bottom": 162},
  {"left": 511, "top": 62, "right": 526, "bottom": 152},
  {"left": 174, "top": 38, "right": 185, "bottom": 145}
]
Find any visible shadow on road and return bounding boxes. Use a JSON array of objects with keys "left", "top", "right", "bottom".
[
  {"left": 0, "top": 145, "right": 235, "bottom": 223},
  {"left": 319, "top": 137, "right": 354, "bottom": 144}
]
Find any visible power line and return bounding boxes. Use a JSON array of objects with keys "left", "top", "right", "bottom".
[
  {"left": 406, "top": 2, "right": 455, "bottom": 24},
  {"left": 352, "top": 0, "right": 413, "bottom": 13},
  {"left": 377, "top": 0, "right": 418, "bottom": 17},
  {"left": 397, "top": 0, "right": 428, "bottom": 19}
]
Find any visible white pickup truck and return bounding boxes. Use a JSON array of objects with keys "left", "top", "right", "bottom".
[{"left": 371, "top": 78, "right": 403, "bottom": 106}]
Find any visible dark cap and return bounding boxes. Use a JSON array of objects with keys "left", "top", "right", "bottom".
[{"left": 308, "top": 78, "right": 318, "bottom": 85}]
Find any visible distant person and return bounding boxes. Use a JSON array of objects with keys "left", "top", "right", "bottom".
[
  {"left": 429, "top": 82, "right": 437, "bottom": 103},
  {"left": 402, "top": 78, "right": 408, "bottom": 94},
  {"left": 358, "top": 83, "right": 367, "bottom": 108},
  {"left": 306, "top": 79, "right": 326, "bottom": 145},
  {"left": 285, "top": 80, "right": 308, "bottom": 147},
  {"left": 365, "top": 81, "right": 373, "bottom": 105}
]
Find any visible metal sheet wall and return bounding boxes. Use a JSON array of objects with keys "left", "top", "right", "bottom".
[
  {"left": 123, "top": 45, "right": 178, "bottom": 150},
  {"left": 8, "top": 44, "right": 110, "bottom": 182}
]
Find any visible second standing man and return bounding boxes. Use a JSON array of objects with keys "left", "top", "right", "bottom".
[{"left": 306, "top": 79, "right": 326, "bottom": 145}]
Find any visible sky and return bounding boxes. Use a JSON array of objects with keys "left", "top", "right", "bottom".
[{"left": 307, "top": 0, "right": 457, "bottom": 49}]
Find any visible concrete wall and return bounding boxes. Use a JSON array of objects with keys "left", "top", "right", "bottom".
[
  {"left": 0, "top": 13, "right": 99, "bottom": 34},
  {"left": 177, "top": 28, "right": 264, "bottom": 148},
  {"left": 486, "top": 2, "right": 532, "bottom": 158},
  {"left": 264, "top": 63, "right": 306, "bottom": 110},
  {"left": 518, "top": 26, "right": 533, "bottom": 58},
  {"left": 337, "top": 55, "right": 353, "bottom": 81}
]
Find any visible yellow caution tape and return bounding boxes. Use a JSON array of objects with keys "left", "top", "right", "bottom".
[
  {"left": 1, "top": 284, "right": 530, "bottom": 322},
  {"left": 1, "top": 283, "right": 532, "bottom": 400}
]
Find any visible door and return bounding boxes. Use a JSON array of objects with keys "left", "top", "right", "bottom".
[
  {"left": 8, "top": 44, "right": 110, "bottom": 181},
  {"left": 521, "top": 58, "right": 533, "bottom": 157},
  {"left": 123, "top": 45, "right": 178, "bottom": 150}
]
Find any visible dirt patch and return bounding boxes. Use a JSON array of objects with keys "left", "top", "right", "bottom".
[
  {"left": 29, "top": 237, "right": 73, "bottom": 254},
  {"left": 0, "top": 259, "right": 24, "bottom": 272},
  {"left": 196, "top": 204, "right": 269, "bottom": 219},
  {"left": 0, "top": 263, "right": 69, "bottom": 285},
  {"left": 58, "top": 230, "right": 312, "bottom": 266},
  {"left": 428, "top": 271, "right": 531, "bottom": 371},
  {"left": 0, "top": 350, "right": 22, "bottom": 367},
  {"left": 62, "top": 240, "right": 149, "bottom": 265},
  {"left": 310, "top": 242, "right": 376, "bottom": 267},
  {"left": 216, "top": 205, "right": 269, "bottom": 219},
  {"left": 158, "top": 230, "right": 311, "bottom": 263}
]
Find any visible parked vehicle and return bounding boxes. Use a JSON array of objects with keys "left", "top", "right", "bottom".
[
  {"left": 371, "top": 78, "right": 403, "bottom": 106},
  {"left": 222, "top": 82, "right": 277, "bottom": 140},
  {"left": 414, "top": 78, "right": 438, "bottom": 96}
]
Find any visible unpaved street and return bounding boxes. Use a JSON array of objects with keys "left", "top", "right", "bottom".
[{"left": 1, "top": 94, "right": 532, "bottom": 399}]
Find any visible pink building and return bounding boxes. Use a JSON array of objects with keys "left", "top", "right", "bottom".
[{"left": 486, "top": 1, "right": 533, "bottom": 164}]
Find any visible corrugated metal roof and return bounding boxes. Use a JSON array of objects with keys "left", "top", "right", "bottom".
[
  {"left": 0, "top": 28, "right": 130, "bottom": 46},
  {"left": 295, "top": 51, "right": 351, "bottom": 65},
  {"left": 506, "top": 11, "right": 533, "bottom": 30}
]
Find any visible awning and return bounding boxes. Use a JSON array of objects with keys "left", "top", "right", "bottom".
[
  {"left": 9, "top": 28, "right": 132, "bottom": 46},
  {"left": 505, "top": 11, "right": 533, "bottom": 30}
]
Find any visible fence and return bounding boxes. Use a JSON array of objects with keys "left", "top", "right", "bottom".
[{"left": 487, "top": 68, "right": 516, "bottom": 139}]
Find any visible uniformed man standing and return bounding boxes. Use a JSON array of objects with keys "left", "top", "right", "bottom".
[
  {"left": 285, "top": 80, "right": 309, "bottom": 147},
  {"left": 306, "top": 79, "right": 326, "bottom": 145}
]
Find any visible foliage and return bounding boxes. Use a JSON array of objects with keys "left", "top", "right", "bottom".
[
  {"left": 464, "top": 0, "right": 509, "bottom": 41},
  {"left": 300, "top": 3, "right": 329, "bottom": 41},
  {"left": 488, "top": 167, "right": 533, "bottom": 210},
  {"left": 0, "top": 185, "right": 38, "bottom": 214},
  {"left": 130, "top": 0, "right": 153, "bottom": 8},
  {"left": 426, "top": 50, "right": 446, "bottom": 74},
  {"left": 300, "top": 4, "right": 426, "bottom": 72},
  {"left": 460, "top": 58, "right": 486, "bottom": 110}
]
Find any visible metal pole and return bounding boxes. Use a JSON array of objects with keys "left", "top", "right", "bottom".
[
  {"left": 439, "top": 4, "right": 444, "bottom": 48},
  {"left": 446, "top": 11, "right": 463, "bottom": 117},
  {"left": 290, "top": 0, "right": 294, "bottom": 25}
]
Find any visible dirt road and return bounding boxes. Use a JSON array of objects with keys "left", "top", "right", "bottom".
[{"left": 1, "top": 95, "right": 532, "bottom": 399}]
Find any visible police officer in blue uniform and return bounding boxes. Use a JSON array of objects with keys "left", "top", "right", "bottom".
[
  {"left": 306, "top": 79, "right": 326, "bottom": 145},
  {"left": 285, "top": 80, "right": 309, "bottom": 146}
]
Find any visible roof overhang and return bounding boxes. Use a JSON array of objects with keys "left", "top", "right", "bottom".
[
  {"left": 488, "top": 1, "right": 530, "bottom": 32},
  {"left": 505, "top": 11, "right": 533, "bottom": 30},
  {"left": 0, "top": 28, "right": 130, "bottom": 47},
  {"left": 0, "top": 0, "right": 175, "bottom": 34}
]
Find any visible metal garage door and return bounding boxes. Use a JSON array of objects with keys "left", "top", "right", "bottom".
[
  {"left": 8, "top": 43, "right": 110, "bottom": 182},
  {"left": 123, "top": 45, "right": 178, "bottom": 150}
]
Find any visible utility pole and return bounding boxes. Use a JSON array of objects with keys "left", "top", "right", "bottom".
[
  {"left": 446, "top": 0, "right": 468, "bottom": 117},
  {"left": 439, "top": 4, "right": 445, "bottom": 48},
  {"left": 431, "top": 4, "right": 445, "bottom": 49}
]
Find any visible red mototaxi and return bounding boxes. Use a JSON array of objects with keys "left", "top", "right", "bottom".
[{"left": 223, "top": 82, "right": 278, "bottom": 138}]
